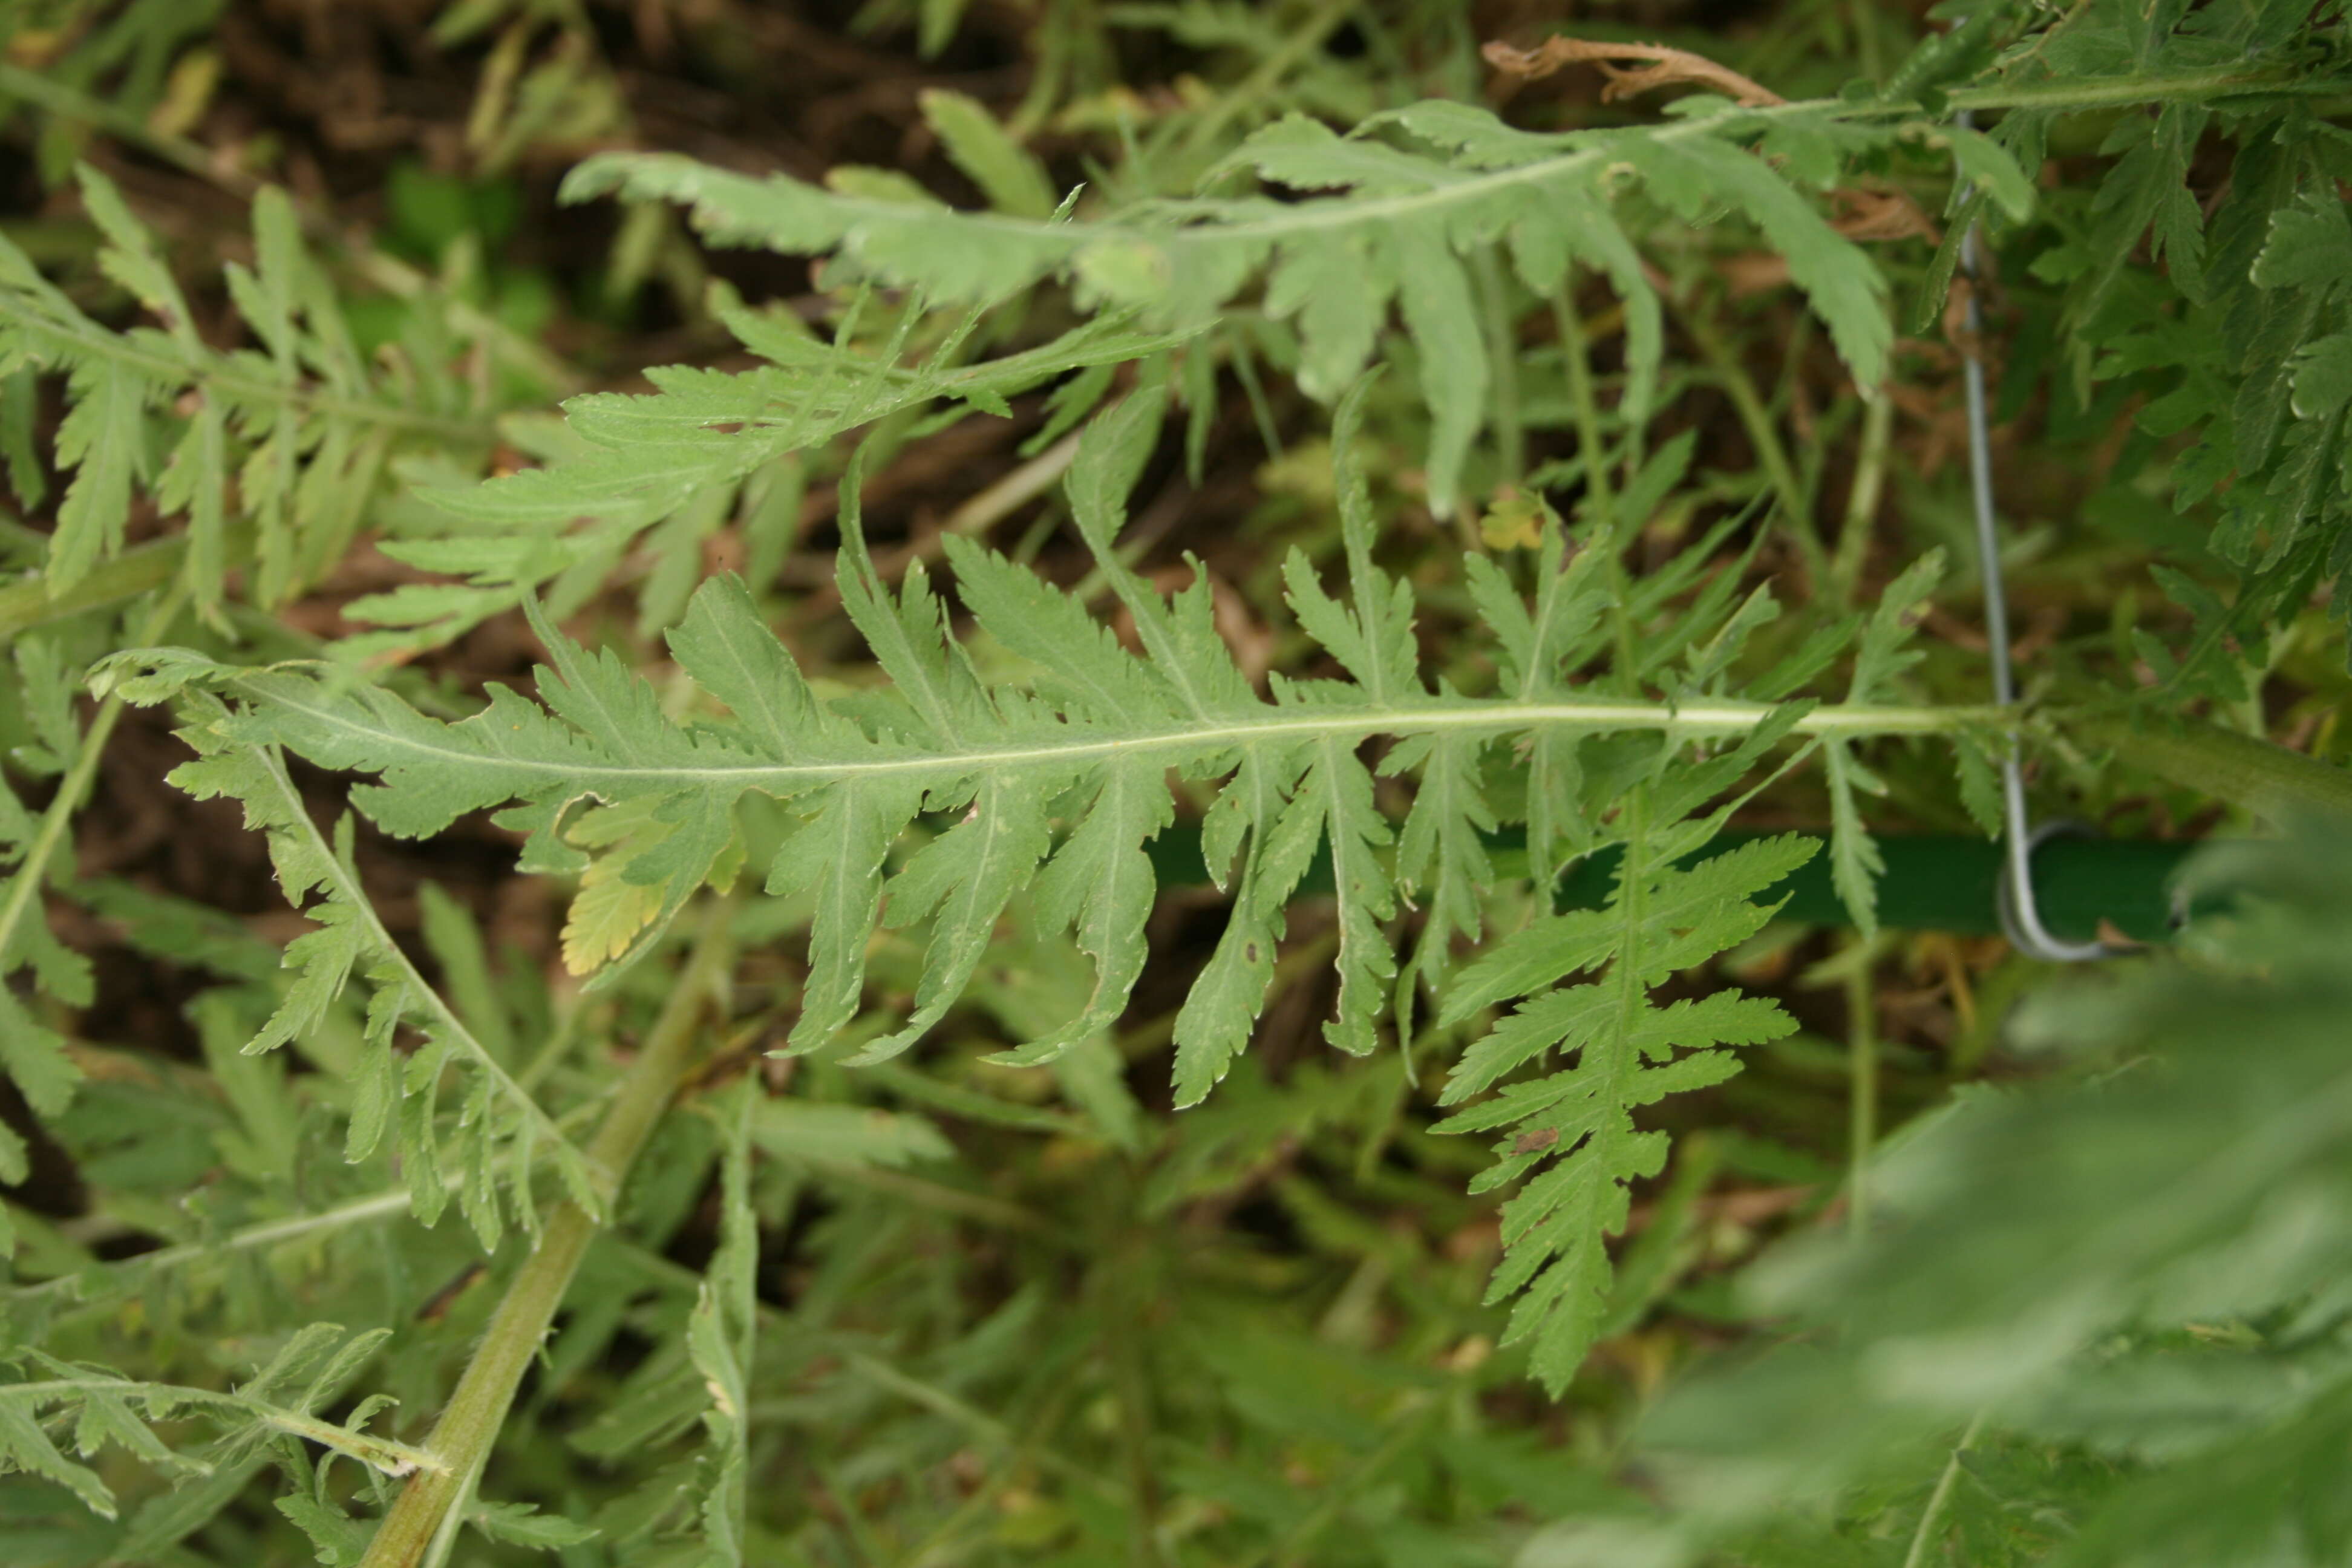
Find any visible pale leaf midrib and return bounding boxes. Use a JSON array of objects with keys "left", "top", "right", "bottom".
[{"left": 237, "top": 674, "right": 1996, "bottom": 794}]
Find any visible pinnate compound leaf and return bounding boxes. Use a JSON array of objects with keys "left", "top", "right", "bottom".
[
  {"left": 132, "top": 712, "right": 586, "bottom": 1240},
  {"left": 561, "top": 93, "right": 1910, "bottom": 518},
  {"left": 113, "top": 414, "right": 1939, "bottom": 1390},
  {"left": 0, "top": 165, "right": 493, "bottom": 615},
  {"left": 1438, "top": 816, "right": 1816, "bottom": 1392}
]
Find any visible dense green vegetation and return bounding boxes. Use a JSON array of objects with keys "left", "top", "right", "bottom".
[{"left": 2, "top": 1, "right": 2350, "bottom": 1563}]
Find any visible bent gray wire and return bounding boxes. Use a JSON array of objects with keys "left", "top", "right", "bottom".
[{"left": 1955, "top": 109, "right": 2111, "bottom": 963}]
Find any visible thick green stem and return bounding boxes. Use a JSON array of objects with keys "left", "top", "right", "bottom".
[
  {"left": 1945, "top": 68, "right": 2344, "bottom": 113},
  {"left": 2070, "top": 711, "right": 2352, "bottom": 826},
  {"left": 356, "top": 901, "right": 736, "bottom": 1568}
]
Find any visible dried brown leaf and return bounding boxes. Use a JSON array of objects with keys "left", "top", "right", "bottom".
[{"left": 1483, "top": 36, "right": 1785, "bottom": 108}]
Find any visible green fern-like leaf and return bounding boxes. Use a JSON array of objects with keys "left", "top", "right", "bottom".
[
  {"left": 0, "top": 638, "right": 97, "bottom": 1233},
  {"left": 367, "top": 302, "right": 1192, "bottom": 648},
  {"left": 1973, "top": 0, "right": 2352, "bottom": 687},
  {"left": 103, "top": 393, "right": 1973, "bottom": 1388},
  {"left": 555, "top": 93, "right": 1925, "bottom": 517},
  {"left": 106, "top": 416, "right": 1951, "bottom": 1079},
  {"left": 0, "top": 1325, "right": 430, "bottom": 1518},
  {"left": 0, "top": 167, "right": 494, "bottom": 616},
  {"left": 1434, "top": 725, "right": 1819, "bottom": 1393},
  {"left": 108, "top": 700, "right": 599, "bottom": 1242}
]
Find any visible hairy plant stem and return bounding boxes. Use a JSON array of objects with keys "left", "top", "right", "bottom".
[
  {"left": 1845, "top": 932, "right": 1880, "bottom": 1238},
  {"left": 0, "top": 534, "right": 212, "bottom": 642},
  {"left": 356, "top": 899, "right": 737, "bottom": 1568},
  {"left": 0, "top": 584, "right": 186, "bottom": 969},
  {"left": 1684, "top": 305, "right": 1826, "bottom": 592},
  {"left": 1832, "top": 382, "right": 1895, "bottom": 607},
  {"left": 1171, "top": 0, "right": 1358, "bottom": 158},
  {"left": 1553, "top": 294, "right": 1645, "bottom": 687},
  {"left": 1474, "top": 247, "right": 1525, "bottom": 494},
  {"left": 2068, "top": 710, "right": 2352, "bottom": 825},
  {"left": 1944, "top": 68, "right": 2345, "bottom": 112}
]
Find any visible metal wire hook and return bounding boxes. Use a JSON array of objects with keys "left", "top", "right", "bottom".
[{"left": 1954, "top": 109, "right": 2115, "bottom": 963}]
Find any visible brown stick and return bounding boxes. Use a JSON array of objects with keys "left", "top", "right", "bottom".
[{"left": 1483, "top": 37, "right": 1786, "bottom": 108}]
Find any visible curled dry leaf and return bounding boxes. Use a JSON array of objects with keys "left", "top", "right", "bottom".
[{"left": 1483, "top": 36, "right": 1786, "bottom": 108}]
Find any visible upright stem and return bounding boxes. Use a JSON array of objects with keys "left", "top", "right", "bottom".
[
  {"left": 1832, "top": 382, "right": 1895, "bottom": 607},
  {"left": 1685, "top": 309, "right": 1827, "bottom": 593},
  {"left": 1845, "top": 933, "right": 1880, "bottom": 1238},
  {"left": 1901, "top": 1410, "right": 1989, "bottom": 1568},
  {"left": 0, "top": 536, "right": 215, "bottom": 643},
  {"left": 0, "top": 586, "right": 187, "bottom": 969},
  {"left": 1104, "top": 1195, "right": 1169, "bottom": 1568},
  {"left": 358, "top": 901, "right": 737, "bottom": 1568},
  {"left": 1173, "top": 0, "right": 1356, "bottom": 157},
  {"left": 1555, "top": 296, "right": 1644, "bottom": 686},
  {"left": 1474, "top": 247, "right": 1525, "bottom": 492},
  {"left": 2070, "top": 710, "right": 2352, "bottom": 826},
  {"left": 1851, "top": 0, "right": 1886, "bottom": 82},
  {"left": 1553, "top": 296, "right": 1619, "bottom": 538}
]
